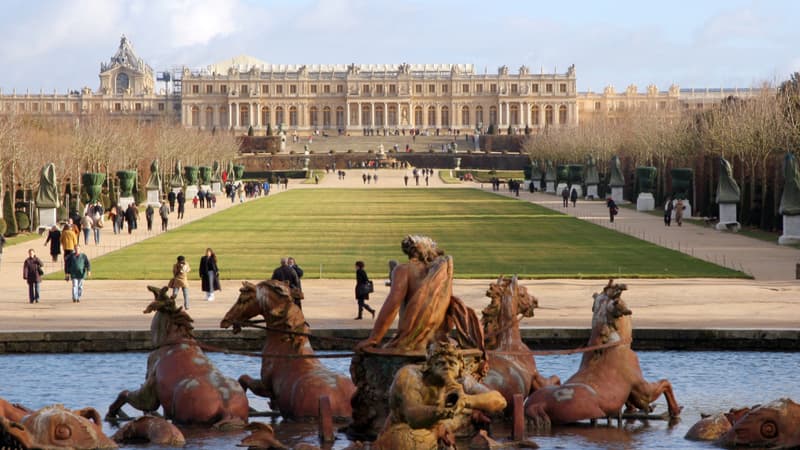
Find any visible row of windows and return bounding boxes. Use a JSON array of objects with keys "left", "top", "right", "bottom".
[
  {"left": 3, "top": 102, "right": 166, "bottom": 113},
  {"left": 189, "top": 82, "right": 570, "bottom": 96},
  {"left": 589, "top": 100, "right": 702, "bottom": 112}
]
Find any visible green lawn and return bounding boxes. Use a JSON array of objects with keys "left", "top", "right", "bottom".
[{"left": 79, "top": 189, "right": 745, "bottom": 280}]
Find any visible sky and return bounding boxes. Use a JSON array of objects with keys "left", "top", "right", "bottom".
[{"left": 0, "top": 0, "right": 798, "bottom": 94}]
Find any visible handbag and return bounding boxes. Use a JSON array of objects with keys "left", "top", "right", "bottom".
[
  {"left": 366, "top": 280, "right": 374, "bottom": 293},
  {"left": 37, "top": 267, "right": 44, "bottom": 276}
]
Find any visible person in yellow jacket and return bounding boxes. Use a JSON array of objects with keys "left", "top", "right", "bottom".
[{"left": 60, "top": 223, "right": 78, "bottom": 279}]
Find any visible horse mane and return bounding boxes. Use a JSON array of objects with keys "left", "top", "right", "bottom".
[
  {"left": 590, "top": 279, "right": 629, "bottom": 345},
  {"left": 145, "top": 285, "right": 195, "bottom": 341},
  {"left": 481, "top": 277, "right": 508, "bottom": 350},
  {"left": 258, "top": 280, "right": 309, "bottom": 350}
]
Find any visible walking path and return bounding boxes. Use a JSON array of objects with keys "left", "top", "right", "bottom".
[{"left": 0, "top": 169, "right": 797, "bottom": 334}]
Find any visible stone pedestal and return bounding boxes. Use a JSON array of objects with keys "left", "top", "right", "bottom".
[
  {"left": 211, "top": 182, "right": 222, "bottom": 194},
  {"left": 716, "top": 203, "right": 740, "bottom": 231},
  {"left": 454, "top": 157, "right": 461, "bottom": 170},
  {"left": 185, "top": 185, "right": 198, "bottom": 201},
  {"left": 200, "top": 185, "right": 211, "bottom": 195},
  {"left": 586, "top": 184, "right": 598, "bottom": 199},
  {"left": 118, "top": 196, "right": 135, "bottom": 208},
  {"left": 556, "top": 182, "right": 568, "bottom": 196},
  {"left": 37, "top": 208, "right": 57, "bottom": 231},
  {"left": 778, "top": 215, "right": 800, "bottom": 245},
  {"left": 611, "top": 187, "right": 623, "bottom": 203},
  {"left": 636, "top": 193, "right": 655, "bottom": 211},
  {"left": 545, "top": 181, "right": 555, "bottom": 193},
  {"left": 672, "top": 199, "right": 693, "bottom": 219},
  {"left": 146, "top": 190, "right": 161, "bottom": 206}
]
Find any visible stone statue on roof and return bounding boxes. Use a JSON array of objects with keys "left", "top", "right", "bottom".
[
  {"left": 36, "top": 163, "right": 60, "bottom": 208},
  {"left": 716, "top": 157, "right": 740, "bottom": 204},
  {"left": 779, "top": 151, "right": 800, "bottom": 216}
]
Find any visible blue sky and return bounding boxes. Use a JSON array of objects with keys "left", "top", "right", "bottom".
[{"left": 0, "top": 0, "right": 797, "bottom": 93}]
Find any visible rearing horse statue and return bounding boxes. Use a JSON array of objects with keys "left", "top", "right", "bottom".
[
  {"left": 220, "top": 280, "right": 356, "bottom": 420},
  {"left": 481, "top": 275, "right": 559, "bottom": 413},
  {"left": 525, "top": 280, "right": 682, "bottom": 428},
  {"left": 106, "top": 286, "right": 249, "bottom": 427}
]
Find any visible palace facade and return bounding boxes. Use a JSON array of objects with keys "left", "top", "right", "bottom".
[{"left": 0, "top": 36, "right": 758, "bottom": 132}]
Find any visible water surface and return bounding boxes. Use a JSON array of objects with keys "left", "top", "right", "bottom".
[{"left": 1, "top": 351, "right": 798, "bottom": 449}]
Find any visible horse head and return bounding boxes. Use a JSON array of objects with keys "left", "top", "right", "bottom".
[
  {"left": 590, "top": 279, "right": 632, "bottom": 345},
  {"left": 220, "top": 281, "right": 261, "bottom": 333},
  {"left": 482, "top": 275, "right": 537, "bottom": 350},
  {"left": 145, "top": 285, "right": 194, "bottom": 347},
  {"left": 13, "top": 404, "right": 117, "bottom": 450},
  {"left": 261, "top": 280, "right": 308, "bottom": 349},
  {"left": 717, "top": 398, "right": 800, "bottom": 449}
]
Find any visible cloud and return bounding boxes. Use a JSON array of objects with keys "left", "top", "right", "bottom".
[{"left": 163, "top": 0, "right": 238, "bottom": 47}]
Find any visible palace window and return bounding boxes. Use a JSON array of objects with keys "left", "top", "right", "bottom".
[
  {"left": 696, "top": 103, "right": 704, "bottom": 109},
  {"left": 376, "top": 85, "right": 384, "bottom": 94},
  {"left": 363, "top": 84, "right": 370, "bottom": 93},
  {"left": 135, "top": 103, "right": 142, "bottom": 111},
  {"left": 490, "top": 84, "right": 497, "bottom": 93},
  {"left": 311, "top": 85, "right": 317, "bottom": 94},
  {"left": 659, "top": 101, "right": 667, "bottom": 110},
  {"left": 276, "top": 85, "right": 283, "bottom": 94},
  {"left": 560, "top": 83, "right": 567, "bottom": 93},
  {"left": 336, "top": 106, "right": 344, "bottom": 128},
  {"left": 158, "top": 103, "right": 165, "bottom": 111},
  {"left": 58, "top": 103, "right": 66, "bottom": 112},
  {"left": 261, "top": 84, "right": 269, "bottom": 94},
  {"left": 532, "top": 84, "right": 539, "bottom": 93},
  {"left": 289, "top": 106, "right": 298, "bottom": 126},
  {"left": 192, "top": 85, "right": 199, "bottom": 94},
  {"left": 289, "top": 84, "right": 297, "bottom": 94},
  {"left": 336, "top": 84, "right": 343, "bottom": 93},
  {"left": 531, "top": 105, "right": 539, "bottom": 125},
  {"left": 414, "top": 106, "right": 423, "bottom": 125},
  {"left": 389, "top": 84, "right": 396, "bottom": 94},
  {"left": 310, "top": 106, "right": 318, "bottom": 126},
  {"left": 116, "top": 73, "right": 129, "bottom": 94},
  {"left": 262, "top": 107, "right": 270, "bottom": 126},
  {"left": 241, "top": 85, "right": 249, "bottom": 94},
  {"left": 207, "top": 85, "right": 213, "bottom": 94},
  {"left": 73, "top": 103, "right": 79, "bottom": 113},
  {"left": 559, "top": 105, "right": 567, "bottom": 123},
  {"left": 442, "top": 84, "right": 448, "bottom": 93},
  {"left": 240, "top": 104, "right": 250, "bottom": 127},
  {"left": 415, "top": 84, "right": 422, "bottom": 94},
  {"left": 511, "top": 83, "right": 518, "bottom": 94},
  {"left": 461, "top": 106, "right": 470, "bottom": 126},
  {"left": 441, "top": 106, "right": 449, "bottom": 126},
  {"left": 489, "top": 106, "right": 497, "bottom": 125},
  {"left": 475, "top": 106, "right": 483, "bottom": 126},
  {"left": 191, "top": 106, "right": 200, "bottom": 126},
  {"left": 207, "top": 107, "right": 214, "bottom": 126},
  {"left": 427, "top": 106, "right": 436, "bottom": 126},
  {"left": 546, "top": 83, "right": 553, "bottom": 93},
  {"left": 594, "top": 101, "right": 601, "bottom": 111},
  {"left": 476, "top": 84, "right": 483, "bottom": 93},
  {"left": 324, "top": 84, "right": 330, "bottom": 94},
  {"left": 45, "top": 103, "right": 52, "bottom": 112},
  {"left": 221, "top": 85, "right": 228, "bottom": 94},
  {"left": 462, "top": 84, "right": 469, "bottom": 93},
  {"left": 114, "top": 103, "right": 121, "bottom": 111},
  {"left": 545, "top": 105, "right": 553, "bottom": 125},
  {"left": 276, "top": 106, "right": 284, "bottom": 124},
  {"left": 31, "top": 103, "right": 39, "bottom": 112},
  {"left": 323, "top": 106, "right": 331, "bottom": 127},
  {"left": 428, "top": 84, "right": 435, "bottom": 93}
]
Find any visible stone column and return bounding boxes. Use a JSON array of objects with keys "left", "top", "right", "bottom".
[
  {"left": 346, "top": 103, "right": 351, "bottom": 128},
  {"left": 249, "top": 103, "right": 254, "bottom": 127},
  {"left": 396, "top": 102, "right": 401, "bottom": 127},
  {"left": 383, "top": 102, "right": 388, "bottom": 127},
  {"left": 505, "top": 103, "right": 510, "bottom": 128},
  {"left": 539, "top": 104, "right": 545, "bottom": 126},
  {"left": 229, "top": 103, "right": 234, "bottom": 128},
  {"left": 370, "top": 103, "right": 375, "bottom": 128},
  {"left": 523, "top": 102, "right": 528, "bottom": 126},
  {"left": 436, "top": 105, "right": 441, "bottom": 129},
  {"left": 497, "top": 100, "right": 502, "bottom": 126}
]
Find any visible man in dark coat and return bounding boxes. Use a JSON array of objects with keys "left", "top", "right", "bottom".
[
  {"left": 271, "top": 257, "right": 302, "bottom": 309},
  {"left": 167, "top": 190, "right": 176, "bottom": 212},
  {"left": 176, "top": 191, "right": 186, "bottom": 219}
]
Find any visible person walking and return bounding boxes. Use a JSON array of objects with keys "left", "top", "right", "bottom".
[
  {"left": 145, "top": 204, "right": 154, "bottom": 231},
  {"left": 168, "top": 255, "right": 190, "bottom": 310},
  {"left": 570, "top": 187, "right": 578, "bottom": 207},
  {"left": 66, "top": 244, "right": 91, "bottom": 303},
  {"left": 287, "top": 256, "right": 303, "bottom": 291},
  {"left": 271, "top": 257, "right": 302, "bottom": 309},
  {"left": 22, "top": 248, "right": 44, "bottom": 304},
  {"left": 561, "top": 186, "right": 570, "bottom": 207},
  {"left": 354, "top": 260, "right": 375, "bottom": 320},
  {"left": 664, "top": 197, "right": 673, "bottom": 226},
  {"left": 60, "top": 223, "right": 78, "bottom": 279},
  {"left": 606, "top": 197, "right": 619, "bottom": 223},
  {"left": 80, "top": 213, "right": 94, "bottom": 245},
  {"left": 176, "top": 191, "right": 186, "bottom": 219},
  {"left": 159, "top": 201, "right": 170, "bottom": 231},
  {"left": 124, "top": 204, "right": 137, "bottom": 234},
  {"left": 199, "top": 248, "right": 220, "bottom": 302},
  {"left": 675, "top": 199, "right": 685, "bottom": 227},
  {"left": 44, "top": 225, "right": 61, "bottom": 262}
]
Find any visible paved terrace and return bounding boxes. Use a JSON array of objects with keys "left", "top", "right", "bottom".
[{"left": 0, "top": 168, "right": 797, "bottom": 336}]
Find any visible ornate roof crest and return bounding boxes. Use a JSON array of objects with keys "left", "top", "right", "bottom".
[{"left": 101, "top": 35, "right": 153, "bottom": 76}]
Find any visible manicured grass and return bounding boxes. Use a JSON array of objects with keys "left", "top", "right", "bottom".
[
  {"left": 4, "top": 231, "right": 42, "bottom": 247},
  {"left": 80, "top": 189, "right": 745, "bottom": 280}
]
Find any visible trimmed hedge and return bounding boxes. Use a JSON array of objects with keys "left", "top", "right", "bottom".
[
  {"left": 15, "top": 211, "right": 30, "bottom": 231},
  {"left": 3, "top": 191, "right": 17, "bottom": 236},
  {"left": 0, "top": 218, "right": 6, "bottom": 236}
]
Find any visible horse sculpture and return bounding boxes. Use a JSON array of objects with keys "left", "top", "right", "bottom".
[
  {"left": 220, "top": 280, "right": 356, "bottom": 420},
  {"left": 481, "top": 275, "right": 559, "bottom": 412},
  {"left": 1, "top": 398, "right": 117, "bottom": 450},
  {"left": 686, "top": 398, "right": 800, "bottom": 448},
  {"left": 525, "top": 280, "right": 681, "bottom": 427},
  {"left": 106, "top": 286, "right": 249, "bottom": 427}
]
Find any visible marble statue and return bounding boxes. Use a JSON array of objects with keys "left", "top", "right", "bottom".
[
  {"left": 715, "top": 157, "right": 740, "bottom": 204},
  {"left": 170, "top": 160, "right": 184, "bottom": 188},
  {"left": 779, "top": 151, "right": 800, "bottom": 216},
  {"left": 211, "top": 161, "right": 222, "bottom": 183},
  {"left": 145, "top": 160, "right": 162, "bottom": 190},
  {"left": 35, "top": 163, "right": 60, "bottom": 208},
  {"left": 584, "top": 155, "right": 600, "bottom": 185},
  {"left": 609, "top": 155, "right": 625, "bottom": 188}
]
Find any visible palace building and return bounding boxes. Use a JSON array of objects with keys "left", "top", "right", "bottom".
[{"left": 0, "top": 36, "right": 758, "bottom": 132}]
